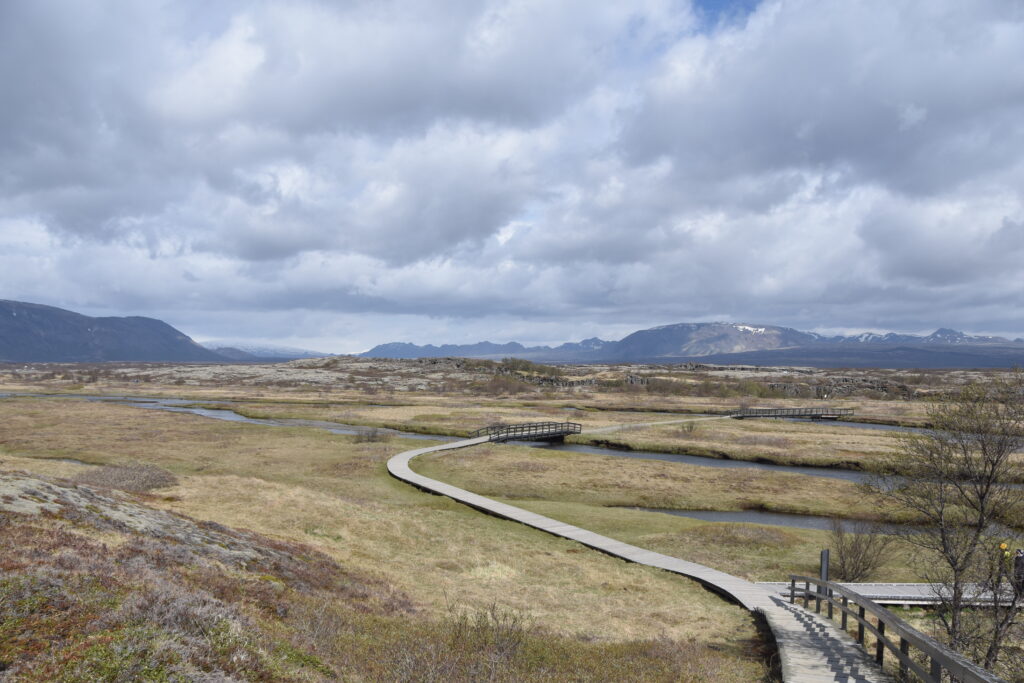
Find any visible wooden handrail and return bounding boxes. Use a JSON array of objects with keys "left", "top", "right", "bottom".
[
  {"left": 730, "top": 407, "right": 854, "bottom": 418},
  {"left": 789, "top": 575, "right": 1003, "bottom": 682}
]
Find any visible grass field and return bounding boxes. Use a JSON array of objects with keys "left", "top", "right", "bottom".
[
  {"left": 0, "top": 396, "right": 771, "bottom": 680},
  {"left": 412, "top": 441, "right": 921, "bottom": 583},
  {"left": 194, "top": 399, "right": 974, "bottom": 477},
  {"left": 4, "top": 365, "right": 1022, "bottom": 678},
  {"left": 574, "top": 417, "right": 905, "bottom": 472}
]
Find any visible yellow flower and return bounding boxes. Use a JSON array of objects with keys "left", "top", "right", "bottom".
[{"left": 1000, "top": 542, "right": 1009, "bottom": 550}]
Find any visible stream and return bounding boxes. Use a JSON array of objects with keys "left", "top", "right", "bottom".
[{"left": 0, "top": 392, "right": 949, "bottom": 531}]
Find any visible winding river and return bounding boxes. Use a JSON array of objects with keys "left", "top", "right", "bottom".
[{"left": 2, "top": 392, "right": 921, "bottom": 530}]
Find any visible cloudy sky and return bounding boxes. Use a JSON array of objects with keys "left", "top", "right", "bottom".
[{"left": 2, "top": 0, "right": 1023, "bottom": 352}]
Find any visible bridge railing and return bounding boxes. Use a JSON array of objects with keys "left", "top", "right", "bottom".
[
  {"left": 471, "top": 422, "right": 582, "bottom": 442},
  {"left": 789, "top": 575, "right": 1001, "bottom": 682},
  {"left": 730, "top": 407, "right": 855, "bottom": 419}
]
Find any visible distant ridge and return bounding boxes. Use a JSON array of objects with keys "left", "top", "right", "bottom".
[
  {"left": 0, "top": 300, "right": 224, "bottom": 363},
  {"left": 200, "top": 342, "right": 329, "bottom": 362},
  {"left": 361, "top": 322, "right": 1024, "bottom": 369}
]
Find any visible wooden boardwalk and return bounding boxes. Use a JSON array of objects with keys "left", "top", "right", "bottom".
[
  {"left": 730, "top": 407, "right": 855, "bottom": 420},
  {"left": 760, "top": 582, "right": 1013, "bottom": 608},
  {"left": 387, "top": 435, "right": 891, "bottom": 682}
]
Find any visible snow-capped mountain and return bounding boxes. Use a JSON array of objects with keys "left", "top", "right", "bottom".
[{"left": 360, "top": 322, "right": 1020, "bottom": 366}]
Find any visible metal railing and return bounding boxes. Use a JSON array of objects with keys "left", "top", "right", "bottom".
[
  {"left": 730, "top": 407, "right": 855, "bottom": 419},
  {"left": 789, "top": 575, "right": 1002, "bottom": 682},
  {"left": 471, "top": 421, "right": 582, "bottom": 442}
]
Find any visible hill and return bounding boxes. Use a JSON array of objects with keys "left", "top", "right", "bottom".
[
  {"left": 0, "top": 300, "right": 223, "bottom": 362},
  {"left": 201, "top": 341, "right": 332, "bottom": 362},
  {"left": 361, "top": 322, "right": 1024, "bottom": 368}
]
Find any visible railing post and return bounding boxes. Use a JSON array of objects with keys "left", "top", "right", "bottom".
[
  {"left": 803, "top": 581, "right": 810, "bottom": 608},
  {"left": 827, "top": 588, "right": 833, "bottom": 619},
  {"left": 899, "top": 637, "right": 909, "bottom": 681},
  {"left": 857, "top": 606, "right": 865, "bottom": 644},
  {"left": 841, "top": 595, "right": 848, "bottom": 629},
  {"left": 789, "top": 577, "right": 795, "bottom": 604},
  {"left": 818, "top": 549, "right": 829, "bottom": 615},
  {"left": 929, "top": 657, "right": 941, "bottom": 680},
  {"left": 875, "top": 619, "right": 885, "bottom": 664}
]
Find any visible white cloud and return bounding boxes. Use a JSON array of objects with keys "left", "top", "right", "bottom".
[{"left": 1, "top": 0, "right": 1024, "bottom": 349}]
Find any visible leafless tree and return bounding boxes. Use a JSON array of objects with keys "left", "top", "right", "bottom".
[
  {"left": 828, "top": 518, "right": 895, "bottom": 582},
  {"left": 870, "top": 375, "right": 1024, "bottom": 672}
]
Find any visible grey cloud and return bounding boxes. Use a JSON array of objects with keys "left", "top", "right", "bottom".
[
  {"left": 624, "top": 0, "right": 1024, "bottom": 200},
  {"left": 2, "top": 0, "right": 1024, "bottom": 349}
]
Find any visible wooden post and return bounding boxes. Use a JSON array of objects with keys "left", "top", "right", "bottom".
[
  {"left": 899, "top": 638, "right": 909, "bottom": 681},
  {"left": 857, "top": 606, "right": 865, "bottom": 645},
  {"left": 818, "top": 549, "right": 829, "bottom": 614},
  {"left": 827, "top": 588, "right": 834, "bottom": 619},
  {"left": 803, "top": 581, "right": 810, "bottom": 608},
  {"left": 930, "top": 657, "right": 942, "bottom": 680},
  {"left": 841, "top": 596, "right": 848, "bottom": 629},
  {"left": 789, "top": 577, "right": 796, "bottom": 604},
  {"left": 876, "top": 619, "right": 886, "bottom": 664}
]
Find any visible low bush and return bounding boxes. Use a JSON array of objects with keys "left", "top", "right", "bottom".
[
  {"left": 72, "top": 463, "right": 179, "bottom": 492},
  {"left": 353, "top": 427, "right": 391, "bottom": 443},
  {"left": 498, "top": 358, "right": 565, "bottom": 377},
  {"left": 828, "top": 519, "right": 895, "bottom": 582}
]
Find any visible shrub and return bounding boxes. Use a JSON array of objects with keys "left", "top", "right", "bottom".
[
  {"left": 72, "top": 464, "right": 179, "bottom": 492},
  {"left": 828, "top": 518, "right": 894, "bottom": 582},
  {"left": 353, "top": 427, "right": 391, "bottom": 443},
  {"left": 498, "top": 358, "right": 565, "bottom": 377}
]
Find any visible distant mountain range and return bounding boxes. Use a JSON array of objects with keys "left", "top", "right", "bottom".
[
  {"left": 362, "top": 322, "right": 1024, "bottom": 369},
  {"left": 5, "top": 298, "right": 1024, "bottom": 368},
  {"left": 0, "top": 300, "right": 223, "bottom": 363},
  {"left": 199, "top": 342, "right": 328, "bottom": 362}
]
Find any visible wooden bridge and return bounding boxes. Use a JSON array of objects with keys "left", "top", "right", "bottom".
[
  {"left": 730, "top": 407, "right": 854, "bottom": 420},
  {"left": 470, "top": 421, "right": 582, "bottom": 442}
]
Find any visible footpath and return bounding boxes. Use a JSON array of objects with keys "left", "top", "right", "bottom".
[{"left": 387, "top": 436, "right": 892, "bottom": 682}]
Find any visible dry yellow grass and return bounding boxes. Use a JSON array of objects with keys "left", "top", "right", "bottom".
[
  {"left": 575, "top": 417, "right": 905, "bottom": 471},
  {"left": 504, "top": 501, "right": 919, "bottom": 583},
  {"left": 411, "top": 444, "right": 920, "bottom": 583},
  {"left": 217, "top": 398, "right": 936, "bottom": 474},
  {"left": 415, "top": 441, "right": 889, "bottom": 520},
  {"left": 225, "top": 399, "right": 664, "bottom": 434},
  {"left": 0, "top": 396, "right": 764, "bottom": 659}
]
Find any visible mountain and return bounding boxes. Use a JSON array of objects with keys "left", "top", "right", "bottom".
[
  {"left": 922, "top": 328, "right": 1008, "bottom": 344},
  {"left": 606, "top": 322, "right": 820, "bottom": 359},
  {"left": 360, "top": 322, "right": 823, "bottom": 361},
  {"left": 360, "top": 337, "right": 616, "bottom": 360},
  {"left": 360, "top": 322, "right": 1024, "bottom": 368},
  {"left": 200, "top": 342, "right": 329, "bottom": 361},
  {"left": 206, "top": 346, "right": 261, "bottom": 361},
  {"left": 364, "top": 341, "right": 530, "bottom": 359},
  {"left": 0, "top": 300, "right": 225, "bottom": 363},
  {"left": 679, "top": 344, "right": 1024, "bottom": 369}
]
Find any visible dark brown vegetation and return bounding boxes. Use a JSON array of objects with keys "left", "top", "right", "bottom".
[{"left": 71, "top": 462, "right": 179, "bottom": 492}]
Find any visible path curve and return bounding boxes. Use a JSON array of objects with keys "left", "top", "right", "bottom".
[{"left": 388, "top": 437, "right": 891, "bottom": 682}]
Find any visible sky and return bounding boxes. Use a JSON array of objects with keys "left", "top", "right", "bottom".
[{"left": 2, "top": 0, "right": 1023, "bottom": 353}]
